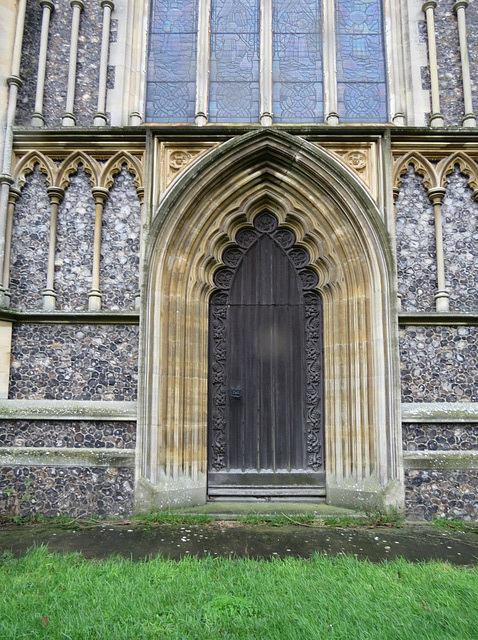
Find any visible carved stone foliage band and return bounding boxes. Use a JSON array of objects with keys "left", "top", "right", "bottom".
[{"left": 209, "top": 212, "right": 323, "bottom": 471}]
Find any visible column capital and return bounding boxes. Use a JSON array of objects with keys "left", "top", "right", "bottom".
[
  {"left": 422, "top": 1, "right": 437, "bottom": 11},
  {"left": 427, "top": 186, "right": 446, "bottom": 204},
  {"left": 92, "top": 186, "right": 109, "bottom": 202},
  {"left": 8, "top": 187, "right": 21, "bottom": 204},
  {"left": 0, "top": 175, "right": 14, "bottom": 186},
  {"left": 46, "top": 186, "right": 65, "bottom": 203},
  {"left": 7, "top": 75, "right": 23, "bottom": 89},
  {"left": 453, "top": 1, "right": 468, "bottom": 12},
  {"left": 39, "top": 0, "right": 55, "bottom": 11},
  {"left": 101, "top": 0, "right": 115, "bottom": 9},
  {"left": 70, "top": 0, "right": 84, "bottom": 10}
]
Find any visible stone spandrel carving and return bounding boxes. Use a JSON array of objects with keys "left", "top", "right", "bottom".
[
  {"left": 315, "top": 143, "right": 377, "bottom": 198},
  {"left": 161, "top": 144, "right": 218, "bottom": 191}
]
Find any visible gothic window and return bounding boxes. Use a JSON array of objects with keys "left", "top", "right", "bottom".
[{"left": 145, "top": 0, "right": 388, "bottom": 124}]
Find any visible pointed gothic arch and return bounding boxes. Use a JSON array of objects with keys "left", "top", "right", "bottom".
[{"left": 136, "top": 129, "right": 402, "bottom": 513}]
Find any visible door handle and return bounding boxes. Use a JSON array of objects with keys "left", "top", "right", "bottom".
[{"left": 231, "top": 386, "right": 242, "bottom": 399}]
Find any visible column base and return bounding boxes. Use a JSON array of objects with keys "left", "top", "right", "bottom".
[
  {"left": 134, "top": 475, "right": 207, "bottom": 515},
  {"left": 88, "top": 290, "right": 102, "bottom": 311},
  {"left": 93, "top": 112, "right": 108, "bottom": 126},
  {"left": 31, "top": 113, "right": 45, "bottom": 128},
  {"left": 62, "top": 112, "right": 76, "bottom": 127},
  {"left": 326, "top": 477, "right": 404, "bottom": 514},
  {"left": 435, "top": 290, "right": 450, "bottom": 312},
  {"left": 462, "top": 113, "right": 477, "bottom": 128},
  {"left": 326, "top": 112, "right": 340, "bottom": 126},
  {"left": 429, "top": 112, "right": 444, "bottom": 127},
  {"left": 42, "top": 289, "right": 57, "bottom": 311}
]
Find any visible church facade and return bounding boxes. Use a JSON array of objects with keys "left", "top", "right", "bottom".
[{"left": 0, "top": 0, "right": 477, "bottom": 520}]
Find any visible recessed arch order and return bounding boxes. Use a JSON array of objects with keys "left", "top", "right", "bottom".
[{"left": 136, "top": 129, "right": 402, "bottom": 513}]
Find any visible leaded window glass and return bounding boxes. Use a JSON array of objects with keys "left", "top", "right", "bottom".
[
  {"left": 145, "top": 0, "right": 198, "bottom": 123},
  {"left": 335, "top": 0, "right": 388, "bottom": 123},
  {"left": 208, "top": 0, "right": 260, "bottom": 123},
  {"left": 145, "top": 0, "right": 389, "bottom": 125},
  {"left": 273, "top": 0, "right": 323, "bottom": 123}
]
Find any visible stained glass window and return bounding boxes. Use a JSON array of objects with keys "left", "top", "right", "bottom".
[
  {"left": 335, "top": 0, "right": 388, "bottom": 123},
  {"left": 208, "top": 0, "right": 260, "bottom": 123},
  {"left": 145, "top": 0, "right": 198, "bottom": 123},
  {"left": 273, "top": 0, "right": 323, "bottom": 123}
]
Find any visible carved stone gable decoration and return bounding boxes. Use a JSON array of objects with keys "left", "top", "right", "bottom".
[{"left": 208, "top": 211, "right": 323, "bottom": 475}]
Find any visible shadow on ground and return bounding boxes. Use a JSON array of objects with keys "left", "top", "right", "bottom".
[{"left": 1, "top": 521, "right": 477, "bottom": 565}]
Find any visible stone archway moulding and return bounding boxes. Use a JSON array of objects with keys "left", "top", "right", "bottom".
[{"left": 136, "top": 129, "right": 403, "bottom": 513}]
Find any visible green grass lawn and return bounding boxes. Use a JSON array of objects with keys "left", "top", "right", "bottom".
[{"left": 1, "top": 547, "right": 477, "bottom": 639}]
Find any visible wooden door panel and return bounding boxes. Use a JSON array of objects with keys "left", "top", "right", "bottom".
[{"left": 208, "top": 213, "right": 324, "bottom": 498}]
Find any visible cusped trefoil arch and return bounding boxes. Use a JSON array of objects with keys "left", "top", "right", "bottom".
[
  {"left": 13, "top": 151, "right": 57, "bottom": 191},
  {"left": 392, "top": 152, "right": 438, "bottom": 191},
  {"left": 56, "top": 151, "right": 101, "bottom": 190},
  {"left": 437, "top": 152, "right": 478, "bottom": 191},
  {"left": 99, "top": 151, "right": 144, "bottom": 191}
]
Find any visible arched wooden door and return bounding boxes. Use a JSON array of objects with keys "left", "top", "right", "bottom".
[{"left": 208, "top": 212, "right": 324, "bottom": 498}]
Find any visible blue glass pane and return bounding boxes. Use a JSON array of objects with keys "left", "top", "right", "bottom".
[
  {"left": 336, "top": 0, "right": 388, "bottom": 123},
  {"left": 146, "top": 0, "right": 198, "bottom": 123},
  {"left": 273, "top": 0, "right": 323, "bottom": 123},
  {"left": 209, "top": 0, "right": 260, "bottom": 123}
]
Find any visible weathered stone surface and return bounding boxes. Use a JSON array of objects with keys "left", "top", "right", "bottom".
[
  {"left": 9, "top": 167, "right": 49, "bottom": 310},
  {"left": 55, "top": 167, "right": 95, "bottom": 310},
  {"left": 16, "top": 0, "right": 42, "bottom": 125},
  {"left": 400, "top": 326, "right": 478, "bottom": 402},
  {"left": 442, "top": 168, "right": 478, "bottom": 311},
  {"left": 9, "top": 324, "right": 139, "bottom": 401},
  {"left": 0, "top": 420, "right": 136, "bottom": 449},
  {"left": 434, "top": 0, "right": 464, "bottom": 126},
  {"left": 403, "top": 423, "right": 478, "bottom": 452},
  {"left": 101, "top": 166, "right": 140, "bottom": 310},
  {"left": 0, "top": 465, "right": 133, "bottom": 518},
  {"left": 395, "top": 167, "right": 436, "bottom": 312},
  {"left": 405, "top": 469, "right": 478, "bottom": 521}
]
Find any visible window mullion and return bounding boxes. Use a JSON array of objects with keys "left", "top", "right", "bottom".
[
  {"left": 260, "top": 0, "right": 273, "bottom": 125},
  {"left": 324, "top": 0, "right": 339, "bottom": 124},
  {"left": 195, "top": 0, "right": 211, "bottom": 125}
]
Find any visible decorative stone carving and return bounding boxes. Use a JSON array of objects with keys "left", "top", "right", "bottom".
[
  {"left": 160, "top": 143, "right": 217, "bottom": 191},
  {"left": 315, "top": 142, "right": 378, "bottom": 198}
]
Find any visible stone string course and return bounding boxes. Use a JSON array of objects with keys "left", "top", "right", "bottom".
[
  {"left": 9, "top": 168, "right": 50, "bottom": 310},
  {"left": 403, "top": 423, "right": 478, "bottom": 452},
  {"left": 400, "top": 326, "right": 478, "bottom": 403},
  {"left": 9, "top": 324, "right": 139, "bottom": 401},
  {"left": 405, "top": 469, "right": 478, "bottom": 521},
  {"left": 395, "top": 167, "right": 437, "bottom": 312},
  {"left": 0, "top": 466, "right": 133, "bottom": 518},
  {"left": 55, "top": 167, "right": 95, "bottom": 311},
  {"left": 442, "top": 169, "right": 478, "bottom": 312},
  {"left": 101, "top": 166, "right": 140, "bottom": 310},
  {"left": 0, "top": 420, "right": 136, "bottom": 450}
]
